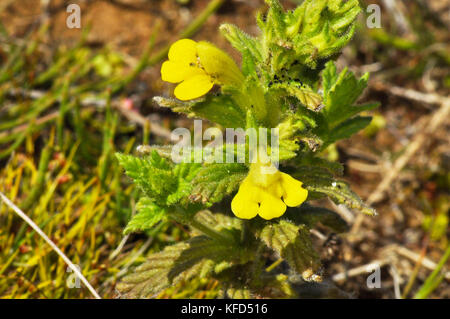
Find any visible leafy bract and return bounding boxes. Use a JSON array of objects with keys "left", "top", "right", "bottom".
[
  {"left": 260, "top": 220, "right": 321, "bottom": 281},
  {"left": 313, "top": 61, "right": 379, "bottom": 148},
  {"left": 116, "top": 151, "right": 201, "bottom": 207},
  {"left": 190, "top": 163, "right": 248, "bottom": 206},
  {"left": 153, "top": 95, "right": 245, "bottom": 128},
  {"left": 124, "top": 197, "right": 166, "bottom": 235}
]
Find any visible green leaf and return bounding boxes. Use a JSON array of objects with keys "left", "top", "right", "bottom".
[
  {"left": 116, "top": 152, "right": 201, "bottom": 207},
  {"left": 240, "top": 48, "right": 258, "bottom": 77},
  {"left": 265, "top": 0, "right": 286, "bottom": 38},
  {"left": 272, "top": 81, "right": 323, "bottom": 111},
  {"left": 258, "top": 0, "right": 361, "bottom": 70},
  {"left": 260, "top": 220, "right": 321, "bottom": 281},
  {"left": 194, "top": 210, "right": 243, "bottom": 233},
  {"left": 306, "top": 180, "right": 376, "bottom": 216},
  {"left": 219, "top": 23, "right": 262, "bottom": 63},
  {"left": 330, "top": 116, "right": 373, "bottom": 143},
  {"left": 290, "top": 166, "right": 335, "bottom": 202},
  {"left": 153, "top": 95, "right": 245, "bottom": 128},
  {"left": 321, "top": 62, "right": 378, "bottom": 127},
  {"left": 322, "top": 59, "right": 339, "bottom": 94},
  {"left": 117, "top": 224, "right": 249, "bottom": 298},
  {"left": 414, "top": 245, "right": 450, "bottom": 299},
  {"left": 290, "top": 163, "right": 340, "bottom": 189},
  {"left": 168, "top": 163, "right": 202, "bottom": 205},
  {"left": 289, "top": 162, "right": 374, "bottom": 215},
  {"left": 312, "top": 61, "right": 379, "bottom": 148},
  {"left": 190, "top": 163, "right": 248, "bottom": 206},
  {"left": 295, "top": 0, "right": 360, "bottom": 61},
  {"left": 116, "top": 152, "right": 174, "bottom": 205},
  {"left": 116, "top": 237, "right": 217, "bottom": 298},
  {"left": 276, "top": 114, "right": 323, "bottom": 160},
  {"left": 284, "top": 204, "right": 349, "bottom": 233},
  {"left": 293, "top": 151, "right": 344, "bottom": 176},
  {"left": 124, "top": 197, "right": 166, "bottom": 234}
]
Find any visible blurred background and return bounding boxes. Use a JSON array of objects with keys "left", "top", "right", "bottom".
[{"left": 0, "top": 0, "right": 448, "bottom": 299}]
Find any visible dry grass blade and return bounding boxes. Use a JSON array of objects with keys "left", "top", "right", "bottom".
[
  {"left": 352, "top": 89, "right": 450, "bottom": 233},
  {"left": 0, "top": 191, "right": 101, "bottom": 299}
]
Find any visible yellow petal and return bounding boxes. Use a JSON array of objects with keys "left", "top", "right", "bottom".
[
  {"left": 270, "top": 182, "right": 284, "bottom": 198},
  {"left": 161, "top": 61, "right": 204, "bottom": 83},
  {"left": 243, "top": 177, "right": 266, "bottom": 201},
  {"left": 196, "top": 41, "right": 243, "bottom": 85},
  {"left": 248, "top": 161, "right": 281, "bottom": 188},
  {"left": 168, "top": 39, "right": 198, "bottom": 64},
  {"left": 231, "top": 191, "right": 259, "bottom": 219},
  {"left": 174, "top": 74, "right": 214, "bottom": 100},
  {"left": 258, "top": 191, "right": 286, "bottom": 220},
  {"left": 280, "top": 173, "right": 308, "bottom": 207}
]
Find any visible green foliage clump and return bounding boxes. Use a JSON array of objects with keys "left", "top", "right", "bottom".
[{"left": 116, "top": 0, "right": 378, "bottom": 298}]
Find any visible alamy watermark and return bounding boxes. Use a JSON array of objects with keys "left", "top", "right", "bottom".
[
  {"left": 170, "top": 120, "right": 280, "bottom": 172},
  {"left": 366, "top": 263, "right": 381, "bottom": 289},
  {"left": 65, "top": 3, "right": 382, "bottom": 31},
  {"left": 366, "top": 4, "right": 382, "bottom": 29},
  {"left": 66, "top": 4, "right": 81, "bottom": 29},
  {"left": 66, "top": 265, "right": 81, "bottom": 289}
]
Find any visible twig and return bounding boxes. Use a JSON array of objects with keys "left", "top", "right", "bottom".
[
  {"left": 328, "top": 199, "right": 355, "bottom": 224},
  {"left": 393, "top": 246, "right": 450, "bottom": 280},
  {"left": 0, "top": 191, "right": 101, "bottom": 299},
  {"left": 310, "top": 229, "right": 327, "bottom": 241},
  {"left": 0, "top": 112, "right": 58, "bottom": 140},
  {"left": 389, "top": 265, "right": 402, "bottom": 299},
  {"left": 373, "top": 83, "right": 449, "bottom": 106},
  {"left": 109, "top": 197, "right": 137, "bottom": 261},
  {"left": 369, "top": 98, "right": 449, "bottom": 201},
  {"left": 101, "top": 236, "right": 153, "bottom": 290},
  {"left": 400, "top": 239, "right": 429, "bottom": 298},
  {"left": 332, "top": 259, "right": 388, "bottom": 283},
  {"left": 346, "top": 160, "right": 382, "bottom": 173},
  {"left": 114, "top": 103, "right": 172, "bottom": 139},
  {"left": 352, "top": 90, "right": 450, "bottom": 233},
  {"left": 381, "top": 0, "right": 411, "bottom": 34}
]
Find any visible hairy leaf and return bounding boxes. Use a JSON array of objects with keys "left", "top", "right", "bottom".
[
  {"left": 331, "top": 116, "right": 373, "bottom": 142},
  {"left": 153, "top": 95, "right": 245, "bottom": 128},
  {"left": 313, "top": 61, "right": 379, "bottom": 148},
  {"left": 284, "top": 204, "right": 349, "bottom": 233},
  {"left": 116, "top": 152, "right": 175, "bottom": 206},
  {"left": 306, "top": 180, "right": 376, "bottom": 216},
  {"left": 258, "top": 0, "right": 361, "bottom": 70},
  {"left": 124, "top": 198, "right": 166, "bottom": 234},
  {"left": 117, "top": 227, "right": 248, "bottom": 298},
  {"left": 220, "top": 24, "right": 263, "bottom": 67},
  {"left": 273, "top": 82, "right": 323, "bottom": 111},
  {"left": 194, "top": 210, "right": 243, "bottom": 233},
  {"left": 117, "top": 237, "right": 216, "bottom": 298},
  {"left": 190, "top": 163, "right": 248, "bottom": 206},
  {"left": 321, "top": 62, "right": 378, "bottom": 127},
  {"left": 116, "top": 151, "right": 201, "bottom": 208},
  {"left": 260, "top": 220, "right": 321, "bottom": 281}
]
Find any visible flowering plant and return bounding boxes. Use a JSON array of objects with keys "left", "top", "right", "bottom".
[{"left": 116, "top": 0, "right": 378, "bottom": 298}]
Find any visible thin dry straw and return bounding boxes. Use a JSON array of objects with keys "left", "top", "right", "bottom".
[{"left": 0, "top": 191, "right": 101, "bottom": 299}]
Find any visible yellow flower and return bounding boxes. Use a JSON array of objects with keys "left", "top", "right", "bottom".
[
  {"left": 231, "top": 159, "right": 308, "bottom": 220},
  {"left": 161, "top": 39, "right": 243, "bottom": 101}
]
